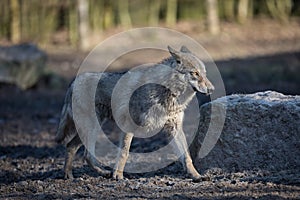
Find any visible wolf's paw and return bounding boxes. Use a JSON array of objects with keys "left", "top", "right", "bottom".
[
  {"left": 192, "top": 175, "right": 211, "bottom": 182},
  {"left": 112, "top": 170, "right": 124, "bottom": 180},
  {"left": 93, "top": 166, "right": 111, "bottom": 178},
  {"left": 64, "top": 172, "right": 74, "bottom": 180}
]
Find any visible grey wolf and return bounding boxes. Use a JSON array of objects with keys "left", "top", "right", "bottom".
[{"left": 55, "top": 46, "right": 214, "bottom": 181}]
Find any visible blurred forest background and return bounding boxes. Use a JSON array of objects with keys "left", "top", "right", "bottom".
[
  {"left": 1, "top": 0, "right": 299, "bottom": 50},
  {"left": 0, "top": 0, "right": 299, "bottom": 94}
]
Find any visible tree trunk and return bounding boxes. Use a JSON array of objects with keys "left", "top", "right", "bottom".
[
  {"left": 237, "top": 0, "right": 249, "bottom": 24},
  {"left": 0, "top": 0, "right": 10, "bottom": 39},
  {"left": 266, "top": 0, "right": 292, "bottom": 23},
  {"left": 77, "top": 0, "right": 90, "bottom": 51},
  {"left": 206, "top": 0, "right": 220, "bottom": 35},
  {"left": 40, "top": 1, "right": 58, "bottom": 45},
  {"left": 103, "top": 3, "right": 114, "bottom": 29},
  {"left": 223, "top": 0, "right": 235, "bottom": 21},
  {"left": 166, "top": 0, "right": 177, "bottom": 26},
  {"left": 248, "top": 0, "right": 253, "bottom": 19},
  {"left": 148, "top": 0, "right": 161, "bottom": 26},
  {"left": 118, "top": 0, "right": 132, "bottom": 29},
  {"left": 69, "top": 0, "right": 78, "bottom": 47},
  {"left": 89, "top": 0, "right": 104, "bottom": 32},
  {"left": 10, "top": 0, "right": 21, "bottom": 43}
]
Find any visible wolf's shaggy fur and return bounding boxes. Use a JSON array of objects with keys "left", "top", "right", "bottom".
[{"left": 56, "top": 46, "right": 214, "bottom": 181}]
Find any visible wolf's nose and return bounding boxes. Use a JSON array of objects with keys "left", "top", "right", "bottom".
[{"left": 207, "top": 86, "right": 215, "bottom": 94}]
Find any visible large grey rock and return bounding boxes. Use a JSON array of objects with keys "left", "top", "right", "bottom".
[
  {"left": 190, "top": 91, "right": 300, "bottom": 173},
  {"left": 0, "top": 43, "right": 46, "bottom": 89}
]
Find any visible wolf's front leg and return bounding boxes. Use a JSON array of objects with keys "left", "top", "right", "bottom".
[
  {"left": 171, "top": 128, "right": 202, "bottom": 181},
  {"left": 112, "top": 132, "right": 133, "bottom": 180}
]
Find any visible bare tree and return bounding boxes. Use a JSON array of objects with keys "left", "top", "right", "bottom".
[
  {"left": 77, "top": 0, "right": 90, "bottom": 51},
  {"left": 148, "top": 0, "right": 161, "bottom": 26},
  {"left": 166, "top": 0, "right": 177, "bottom": 26},
  {"left": 266, "top": 0, "right": 292, "bottom": 23},
  {"left": 10, "top": 0, "right": 21, "bottom": 43},
  {"left": 238, "top": 0, "right": 249, "bottom": 24},
  {"left": 223, "top": 0, "right": 235, "bottom": 21},
  {"left": 118, "top": 0, "right": 132, "bottom": 29},
  {"left": 89, "top": 0, "right": 104, "bottom": 33},
  {"left": 103, "top": 2, "right": 114, "bottom": 29},
  {"left": 206, "top": 0, "right": 220, "bottom": 35},
  {"left": 69, "top": 0, "right": 78, "bottom": 47}
]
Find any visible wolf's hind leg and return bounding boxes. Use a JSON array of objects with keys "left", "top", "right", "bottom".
[
  {"left": 85, "top": 151, "right": 111, "bottom": 177},
  {"left": 64, "top": 135, "right": 82, "bottom": 179},
  {"left": 112, "top": 132, "right": 133, "bottom": 180}
]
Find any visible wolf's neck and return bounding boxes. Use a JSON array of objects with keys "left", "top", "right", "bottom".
[
  {"left": 173, "top": 82, "right": 195, "bottom": 108},
  {"left": 160, "top": 68, "right": 195, "bottom": 108}
]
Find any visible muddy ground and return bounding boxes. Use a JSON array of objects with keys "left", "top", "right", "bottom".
[{"left": 1, "top": 19, "right": 300, "bottom": 199}]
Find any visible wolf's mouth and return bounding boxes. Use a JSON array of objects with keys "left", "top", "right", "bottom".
[{"left": 191, "top": 86, "right": 199, "bottom": 93}]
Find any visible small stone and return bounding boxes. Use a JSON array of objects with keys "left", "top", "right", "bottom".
[
  {"left": 166, "top": 181, "right": 175, "bottom": 186},
  {"left": 37, "top": 185, "right": 43, "bottom": 192},
  {"left": 47, "top": 118, "right": 58, "bottom": 124},
  {"left": 20, "top": 181, "right": 28, "bottom": 186}
]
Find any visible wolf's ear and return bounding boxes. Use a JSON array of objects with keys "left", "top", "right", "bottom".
[
  {"left": 180, "top": 45, "right": 191, "bottom": 53},
  {"left": 168, "top": 46, "right": 181, "bottom": 60}
]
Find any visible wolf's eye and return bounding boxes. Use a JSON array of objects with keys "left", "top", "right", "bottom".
[
  {"left": 190, "top": 71, "right": 199, "bottom": 76},
  {"left": 176, "top": 60, "right": 181, "bottom": 65}
]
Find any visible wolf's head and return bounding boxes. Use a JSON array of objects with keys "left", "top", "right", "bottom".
[{"left": 167, "top": 46, "right": 215, "bottom": 95}]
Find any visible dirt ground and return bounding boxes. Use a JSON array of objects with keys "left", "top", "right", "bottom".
[{"left": 1, "top": 19, "right": 300, "bottom": 199}]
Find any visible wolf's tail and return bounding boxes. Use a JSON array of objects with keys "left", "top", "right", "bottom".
[{"left": 55, "top": 85, "right": 74, "bottom": 144}]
